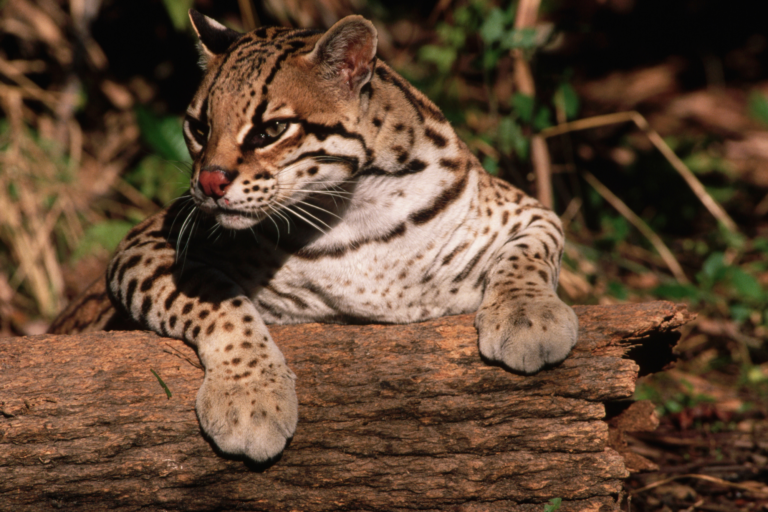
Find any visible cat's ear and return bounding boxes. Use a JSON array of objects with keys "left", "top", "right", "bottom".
[
  {"left": 307, "top": 15, "right": 378, "bottom": 97},
  {"left": 189, "top": 10, "right": 241, "bottom": 66}
]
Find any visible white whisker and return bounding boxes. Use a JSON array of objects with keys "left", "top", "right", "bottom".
[
  {"left": 263, "top": 205, "right": 282, "bottom": 245},
  {"left": 168, "top": 199, "right": 188, "bottom": 236},
  {"left": 291, "top": 188, "right": 352, "bottom": 198},
  {"left": 284, "top": 205, "right": 328, "bottom": 235},
  {"left": 176, "top": 207, "right": 199, "bottom": 273},
  {"left": 207, "top": 222, "right": 222, "bottom": 239},
  {"left": 295, "top": 199, "right": 343, "bottom": 221},
  {"left": 268, "top": 203, "right": 292, "bottom": 234},
  {"left": 169, "top": 160, "right": 194, "bottom": 176},
  {"left": 174, "top": 204, "right": 195, "bottom": 257},
  {"left": 289, "top": 204, "right": 333, "bottom": 231}
]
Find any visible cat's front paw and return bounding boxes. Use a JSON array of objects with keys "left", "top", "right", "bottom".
[
  {"left": 476, "top": 295, "right": 578, "bottom": 374},
  {"left": 195, "top": 364, "right": 298, "bottom": 462}
]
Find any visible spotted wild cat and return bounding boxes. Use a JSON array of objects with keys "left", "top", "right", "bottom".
[{"left": 50, "top": 10, "right": 579, "bottom": 462}]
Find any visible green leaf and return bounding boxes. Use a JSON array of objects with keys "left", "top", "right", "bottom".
[
  {"left": 554, "top": 83, "right": 580, "bottom": 120},
  {"left": 512, "top": 93, "right": 534, "bottom": 124},
  {"left": 453, "top": 6, "right": 473, "bottom": 27},
  {"left": 705, "top": 185, "right": 737, "bottom": 204},
  {"left": 700, "top": 252, "right": 727, "bottom": 282},
  {"left": 418, "top": 45, "right": 457, "bottom": 74},
  {"left": 126, "top": 154, "right": 190, "bottom": 205},
  {"left": 600, "top": 215, "right": 630, "bottom": 244},
  {"left": 151, "top": 368, "right": 173, "bottom": 398},
  {"left": 482, "top": 48, "right": 503, "bottom": 70},
  {"left": 7, "top": 181, "right": 19, "bottom": 201},
  {"left": 718, "top": 225, "right": 747, "bottom": 251},
  {"left": 729, "top": 303, "right": 753, "bottom": 324},
  {"left": 748, "top": 90, "right": 768, "bottom": 127},
  {"left": 436, "top": 23, "right": 466, "bottom": 48},
  {"left": 608, "top": 281, "right": 628, "bottom": 300},
  {"left": 72, "top": 220, "right": 135, "bottom": 261},
  {"left": 544, "top": 498, "right": 562, "bottom": 512},
  {"left": 747, "top": 365, "right": 768, "bottom": 384},
  {"left": 479, "top": 8, "right": 507, "bottom": 44},
  {"left": 665, "top": 399, "right": 683, "bottom": 414},
  {"left": 162, "top": 0, "right": 195, "bottom": 32},
  {"left": 533, "top": 106, "right": 553, "bottom": 131},
  {"left": 634, "top": 382, "right": 661, "bottom": 403},
  {"left": 499, "top": 27, "right": 538, "bottom": 50},
  {"left": 683, "top": 151, "right": 731, "bottom": 175},
  {"left": 653, "top": 283, "right": 701, "bottom": 301},
  {"left": 728, "top": 268, "right": 763, "bottom": 300},
  {"left": 498, "top": 116, "right": 529, "bottom": 159},
  {"left": 135, "top": 106, "right": 191, "bottom": 163},
  {"left": 482, "top": 155, "right": 499, "bottom": 176},
  {"left": 753, "top": 238, "right": 768, "bottom": 254}
]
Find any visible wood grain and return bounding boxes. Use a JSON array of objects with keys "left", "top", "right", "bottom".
[{"left": 0, "top": 301, "right": 692, "bottom": 511}]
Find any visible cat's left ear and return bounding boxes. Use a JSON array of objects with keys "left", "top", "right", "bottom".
[
  {"left": 307, "top": 15, "right": 378, "bottom": 97},
  {"left": 189, "top": 10, "right": 241, "bottom": 66}
]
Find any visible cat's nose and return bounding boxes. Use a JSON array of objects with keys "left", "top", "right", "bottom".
[{"left": 197, "top": 166, "right": 237, "bottom": 199}]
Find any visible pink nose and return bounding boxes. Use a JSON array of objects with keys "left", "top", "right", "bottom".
[{"left": 197, "top": 167, "right": 235, "bottom": 199}]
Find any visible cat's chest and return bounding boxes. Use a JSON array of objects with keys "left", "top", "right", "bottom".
[{"left": 208, "top": 221, "right": 486, "bottom": 324}]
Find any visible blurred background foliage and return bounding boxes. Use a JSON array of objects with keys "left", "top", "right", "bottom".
[{"left": 1, "top": 0, "right": 768, "bottom": 508}]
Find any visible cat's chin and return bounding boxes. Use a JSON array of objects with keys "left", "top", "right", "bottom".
[{"left": 215, "top": 210, "right": 262, "bottom": 230}]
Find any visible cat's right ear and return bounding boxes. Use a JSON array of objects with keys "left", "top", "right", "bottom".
[
  {"left": 189, "top": 10, "right": 241, "bottom": 66},
  {"left": 305, "top": 16, "right": 377, "bottom": 98}
]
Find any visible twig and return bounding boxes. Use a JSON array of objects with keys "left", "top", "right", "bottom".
[
  {"left": 0, "top": 57, "right": 74, "bottom": 109},
  {"left": 514, "top": 0, "right": 542, "bottom": 31},
  {"left": 161, "top": 340, "right": 203, "bottom": 370},
  {"left": 582, "top": 170, "right": 689, "bottom": 284},
  {"left": 531, "top": 135, "right": 553, "bottom": 209},
  {"left": 539, "top": 111, "right": 738, "bottom": 232},
  {"left": 615, "top": 489, "right": 626, "bottom": 512},
  {"left": 511, "top": 0, "right": 552, "bottom": 208},
  {"left": 631, "top": 473, "right": 768, "bottom": 495},
  {"left": 237, "top": 0, "right": 259, "bottom": 31},
  {"left": 560, "top": 196, "right": 582, "bottom": 230},
  {"left": 112, "top": 178, "right": 160, "bottom": 215},
  {"left": 428, "top": 0, "right": 453, "bottom": 25},
  {"left": 618, "top": 241, "right": 669, "bottom": 268}
]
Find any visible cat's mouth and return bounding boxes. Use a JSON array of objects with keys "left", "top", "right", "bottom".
[
  {"left": 217, "top": 209, "right": 263, "bottom": 230},
  {"left": 220, "top": 208, "right": 265, "bottom": 229},
  {"left": 199, "top": 203, "right": 264, "bottom": 230}
]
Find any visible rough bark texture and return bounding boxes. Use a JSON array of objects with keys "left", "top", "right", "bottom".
[{"left": 0, "top": 301, "right": 692, "bottom": 511}]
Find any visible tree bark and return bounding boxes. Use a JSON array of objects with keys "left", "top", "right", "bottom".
[{"left": 0, "top": 301, "right": 692, "bottom": 511}]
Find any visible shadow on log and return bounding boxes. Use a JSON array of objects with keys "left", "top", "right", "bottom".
[{"left": 0, "top": 301, "right": 692, "bottom": 511}]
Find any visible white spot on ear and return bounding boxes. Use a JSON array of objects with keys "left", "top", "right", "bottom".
[{"left": 189, "top": 10, "right": 242, "bottom": 66}]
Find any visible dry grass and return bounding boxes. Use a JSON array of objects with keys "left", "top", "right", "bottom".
[
  {"left": 0, "top": 0, "right": 140, "bottom": 331},
  {"left": 0, "top": 88, "right": 84, "bottom": 318}
]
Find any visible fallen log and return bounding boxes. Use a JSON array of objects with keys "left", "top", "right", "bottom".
[{"left": 0, "top": 301, "right": 692, "bottom": 511}]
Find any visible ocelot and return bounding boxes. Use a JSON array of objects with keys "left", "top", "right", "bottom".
[{"left": 50, "top": 10, "right": 579, "bottom": 462}]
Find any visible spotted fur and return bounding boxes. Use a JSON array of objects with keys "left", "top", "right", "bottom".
[{"left": 50, "top": 11, "right": 578, "bottom": 462}]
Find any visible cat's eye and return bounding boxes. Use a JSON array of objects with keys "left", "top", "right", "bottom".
[
  {"left": 264, "top": 121, "right": 288, "bottom": 138},
  {"left": 184, "top": 115, "right": 209, "bottom": 147},
  {"left": 242, "top": 121, "right": 290, "bottom": 151}
]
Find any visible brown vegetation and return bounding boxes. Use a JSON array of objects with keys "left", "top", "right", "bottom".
[{"left": 1, "top": 0, "right": 768, "bottom": 510}]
